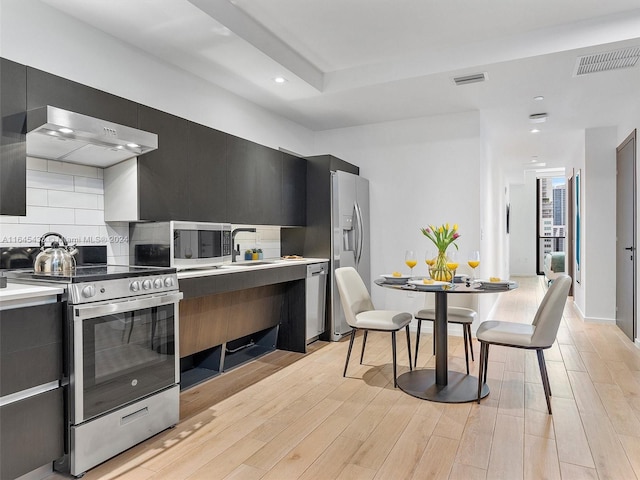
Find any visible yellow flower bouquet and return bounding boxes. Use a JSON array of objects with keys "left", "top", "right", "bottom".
[{"left": 421, "top": 223, "right": 460, "bottom": 281}]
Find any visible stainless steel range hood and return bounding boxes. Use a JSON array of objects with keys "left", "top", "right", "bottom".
[{"left": 26, "top": 106, "right": 158, "bottom": 168}]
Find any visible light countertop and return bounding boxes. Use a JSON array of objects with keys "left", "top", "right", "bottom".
[
  {"left": 0, "top": 282, "right": 64, "bottom": 309},
  {"left": 177, "top": 257, "right": 329, "bottom": 280}
]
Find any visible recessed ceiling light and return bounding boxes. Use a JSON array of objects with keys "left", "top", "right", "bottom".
[
  {"left": 274, "top": 76, "right": 287, "bottom": 84},
  {"left": 533, "top": 96, "right": 544, "bottom": 101},
  {"left": 126, "top": 143, "right": 140, "bottom": 148},
  {"left": 58, "top": 127, "right": 73, "bottom": 134},
  {"left": 530, "top": 128, "right": 540, "bottom": 133}
]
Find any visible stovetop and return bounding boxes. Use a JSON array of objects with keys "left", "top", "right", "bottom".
[{"left": 7, "top": 264, "right": 176, "bottom": 284}]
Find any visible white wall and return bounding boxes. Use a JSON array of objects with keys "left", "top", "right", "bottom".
[
  {"left": 315, "top": 111, "right": 486, "bottom": 327},
  {"left": 0, "top": 0, "right": 315, "bottom": 156},
  {"left": 509, "top": 178, "right": 537, "bottom": 275}
]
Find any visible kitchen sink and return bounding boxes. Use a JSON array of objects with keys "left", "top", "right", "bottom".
[{"left": 222, "top": 261, "right": 279, "bottom": 268}]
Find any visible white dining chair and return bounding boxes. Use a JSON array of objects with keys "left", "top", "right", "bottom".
[
  {"left": 414, "top": 306, "right": 477, "bottom": 373},
  {"left": 335, "top": 267, "right": 413, "bottom": 387},
  {"left": 476, "top": 275, "right": 571, "bottom": 414}
]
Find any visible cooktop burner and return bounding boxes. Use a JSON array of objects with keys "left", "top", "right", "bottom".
[{"left": 9, "top": 264, "right": 176, "bottom": 283}]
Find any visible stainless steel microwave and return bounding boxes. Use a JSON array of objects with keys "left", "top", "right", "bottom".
[{"left": 130, "top": 221, "right": 232, "bottom": 270}]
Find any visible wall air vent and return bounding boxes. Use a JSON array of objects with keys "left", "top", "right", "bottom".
[
  {"left": 574, "top": 46, "right": 640, "bottom": 76},
  {"left": 452, "top": 72, "right": 487, "bottom": 86}
]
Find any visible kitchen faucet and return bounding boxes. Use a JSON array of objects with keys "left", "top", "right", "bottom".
[{"left": 231, "top": 228, "right": 256, "bottom": 262}]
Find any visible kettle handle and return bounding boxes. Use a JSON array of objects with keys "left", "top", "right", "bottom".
[{"left": 39, "top": 232, "right": 68, "bottom": 249}]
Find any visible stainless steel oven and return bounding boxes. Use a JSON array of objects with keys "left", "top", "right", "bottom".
[{"left": 6, "top": 265, "right": 182, "bottom": 477}]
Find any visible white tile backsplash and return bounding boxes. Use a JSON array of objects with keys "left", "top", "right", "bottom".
[
  {"left": 232, "top": 225, "right": 281, "bottom": 259},
  {"left": 27, "top": 169, "right": 74, "bottom": 191},
  {"left": 1, "top": 158, "right": 128, "bottom": 264}
]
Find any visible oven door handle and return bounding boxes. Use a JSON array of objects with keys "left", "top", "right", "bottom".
[{"left": 73, "top": 292, "right": 183, "bottom": 320}]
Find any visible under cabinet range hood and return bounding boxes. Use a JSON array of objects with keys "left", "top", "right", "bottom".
[{"left": 26, "top": 106, "right": 158, "bottom": 168}]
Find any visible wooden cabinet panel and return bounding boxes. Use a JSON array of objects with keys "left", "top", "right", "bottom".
[
  {"left": 179, "top": 295, "right": 229, "bottom": 357},
  {"left": 0, "top": 302, "right": 62, "bottom": 396},
  {"left": 0, "top": 58, "right": 27, "bottom": 215},
  {"left": 137, "top": 106, "right": 189, "bottom": 221},
  {"left": 225, "top": 285, "right": 283, "bottom": 341}
]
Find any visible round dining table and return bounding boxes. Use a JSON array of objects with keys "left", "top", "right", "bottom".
[{"left": 374, "top": 278, "right": 517, "bottom": 403}]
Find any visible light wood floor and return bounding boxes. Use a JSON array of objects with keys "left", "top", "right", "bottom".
[{"left": 49, "top": 276, "right": 640, "bottom": 480}]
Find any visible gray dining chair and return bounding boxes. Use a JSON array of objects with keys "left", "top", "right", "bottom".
[
  {"left": 476, "top": 275, "right": 571, "bottom": 414},
  {"left": 414, "top": 306, "right": 477, "bottom": 373},
  {"left": 335, "top": 267, "right": 413, "bottom": 387}
]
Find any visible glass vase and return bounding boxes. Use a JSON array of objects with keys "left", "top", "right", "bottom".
[{"left": 429, "top": 250, "right": 453, "bottom": 282}]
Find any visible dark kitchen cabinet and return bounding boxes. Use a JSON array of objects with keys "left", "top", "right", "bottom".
[
  {"left": 0, "top": 301, "right": 64, "bottom": 479},
  {"left": 227, "top": 136, "right": 282, "bottom": 225},
  {"left": 0, "top": 58, "right": 27, "bottom": 215},
  {"left": 187, "top": 121, "right": 227, "bottom": 221},
  {"left": 26, "top": 66, "right": 138, "bottom": 127},
  {"left": 137, "top": 105, "right": 189, "bottom": 221},
  {"left": 281, "top": 152, "right": 307, "bottom": 226}
]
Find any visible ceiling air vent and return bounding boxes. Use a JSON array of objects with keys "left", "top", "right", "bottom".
[
  {"left": 453, "top": 72, "right": 487, "bottom": 86},
  {"left": 574, "top": 46, "right": 640, "bottom": 76}
]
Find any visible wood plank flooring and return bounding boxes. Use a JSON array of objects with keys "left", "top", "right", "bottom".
[{"left": 48, "top": 276, "right": 640, "bottom": 480}]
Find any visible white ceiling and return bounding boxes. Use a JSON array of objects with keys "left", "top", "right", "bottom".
[{"left": 40, "top": 0, "right": 640, "bottom": 182}]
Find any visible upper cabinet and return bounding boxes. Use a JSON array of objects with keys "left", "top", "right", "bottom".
[
  {"left": 0, "top": 58, "right": 27, "bottom": 216},
  {"left": 26, "top": 67, "right": 138, "bottom": 127},
  {"left": 137, "top": 106, "right": 189, "bottom": 221},
  {"left": 227, "top": 136, "right": 282, "bottom": 225},
  {"left": 281, "top": 152, "right": 307, "bottom": 226}
]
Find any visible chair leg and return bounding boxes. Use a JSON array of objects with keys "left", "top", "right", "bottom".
[
  {"left": 343, "top": 329, "right": 356, "bottom": 377},
  {"left": 467, "top": 324, "right": 475, "bottom": 361},
  {"left": 414, "top": 319, "right": 422, "bottom": 365},
  {"left": 462, "top": 324, "right": 470, "bottom": 375},
  {"left": 360, "top": 330, "right": 368, "bottom": 364},
  {"left": 483, "top": 343, "right": 490, "bottom": 384},
  {"left": 391, "top": 331, "right": 398, "bottom": 388},
  {"left": 405, "top": 325, "right": 412, "bottom": 371},
  {"left": 536, "top": 349, "right": 553, "bottom": 414},
  {"left": 477, "top": 342, "right": 487, "bottom": 403}
]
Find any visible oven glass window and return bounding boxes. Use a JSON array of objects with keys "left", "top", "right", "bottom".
[
  {"left": 81, "top": 304, "right": 176, "bottom": 421},
  {"left": 174, "top": 229, "right": 222, "bottom": 259}
]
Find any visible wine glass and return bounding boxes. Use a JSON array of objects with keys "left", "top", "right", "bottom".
[
  {"left": 446, "top": 250, "right": 459, "bottom": 285},
  {"left": 405, "top": 250, "right": 417, "bottom": 277},
  {"left": 425, "top": 249, "right": 435, "bottom": 277},
  {"left": 468, "top": 250, "right": 480, "bottom": 280}
]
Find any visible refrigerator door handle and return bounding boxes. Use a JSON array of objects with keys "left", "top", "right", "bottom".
[{"left": 354, "top": 201, "right": 364, "bottom": 266}]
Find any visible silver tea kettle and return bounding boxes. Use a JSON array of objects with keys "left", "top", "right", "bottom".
[{"left": 34, "top": 232, "right": 78, "bottom": 274}]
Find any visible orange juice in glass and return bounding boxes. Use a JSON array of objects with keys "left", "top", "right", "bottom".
[
  {"left": 468, "top": 250, "right": 480, "bottom": 280},
  {"left": 446, "top": 250, "right": 458, "bottom": 284},
  {"left": 405, "top": 250, "right": 417, "bottom": 276},
  {"left": 425, "top": 250, "right": 435, "bottom": 268}
]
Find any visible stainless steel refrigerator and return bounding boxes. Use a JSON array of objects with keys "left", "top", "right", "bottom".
[{"left": 330, "top": 170, "right": 371, "bottom": 340}]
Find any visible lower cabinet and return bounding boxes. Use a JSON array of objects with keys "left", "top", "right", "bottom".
[
  {"left": 0, "top": 387, "right": 64, "bottom": 480},
  {"left": 0, "top": 301, "right": 64, "bottom": 478}
]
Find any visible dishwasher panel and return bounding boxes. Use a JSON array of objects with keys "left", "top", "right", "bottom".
[{"left": 306, "top": 262, "right": 328, "bottom": 344}]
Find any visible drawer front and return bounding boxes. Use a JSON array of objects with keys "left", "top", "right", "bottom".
[
  {"left": 0, "top": 387, "right": 64, "bottom": 480},
  {"left": 0, "top": 302, "right": 63, "bottom": 396}
]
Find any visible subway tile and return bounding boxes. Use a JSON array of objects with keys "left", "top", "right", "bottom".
[
  {"left": 97, "top": 195, "right": 104, "bottom": 210},
  {"left": 20, "top": 206, "right": 75, "bottom": 225},
  {"left": 0, "top": 224, "right": 50, "bottom": 246},
  {"left": 48, "top": 190, "right": 99, "bottom": 209},
  {"left": 49, "top": 225, "right": 101, "bottom": 245},
  {"left": 26, "top": 156, "right": 48, "bottom": 171},
  {"left": 27, "top": 188, "right": 49, "bottom": 206},
  {"left": 96, "top": 168, "right": 104, "bottom": 179},
  {"left": 27, "top": 169, "right": 74, "bottom": 191},
  {"left": 74, "top": 208, "right": 105, "bottom": 226},
  {"left": 74, "top": 176, "right": 104, "bottom": 195},
  {"left": 0, "top": 216, "right": 21, "bottom": 224},
  {"left": 48, "top": 160, "right": 99, "bottom": 178}
]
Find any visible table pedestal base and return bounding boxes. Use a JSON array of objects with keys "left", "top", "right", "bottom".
[{"left": 397, "top": 369, "right": 489, "bottom": 403}]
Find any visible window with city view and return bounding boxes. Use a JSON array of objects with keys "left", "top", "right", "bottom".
[{"left": 537, "top": 176, "right": 566, "bottom": 273}]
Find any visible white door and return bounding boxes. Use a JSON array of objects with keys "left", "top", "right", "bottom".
[{"left": 616, "top": 130, "right": 636, "bottom": 342}]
